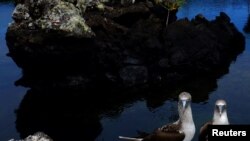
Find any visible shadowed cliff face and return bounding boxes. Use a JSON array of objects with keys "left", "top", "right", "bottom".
[{"left": 5, "top": 0, "right": 246, "bottom": 140}]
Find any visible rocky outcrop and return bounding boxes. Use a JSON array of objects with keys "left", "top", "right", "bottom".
[
  {"left": 9, "top": 132, "right": 52, "bottom": 141},
  {"left": 11, "top": 0, "right": 94, "bottom": 38},
  {"left": 6, "top": 1, "right": 244, "bottom": 89}
]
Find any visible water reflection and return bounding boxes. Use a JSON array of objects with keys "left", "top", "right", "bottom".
[
  {"left": 12, "top": 51, "right": 238, "bottom": 140},
  {"left": 0, "top": 2, "right": 27, "bottom": 140},
  {"left": 15, "top": 88, "right": 103, "bottom": 141}
]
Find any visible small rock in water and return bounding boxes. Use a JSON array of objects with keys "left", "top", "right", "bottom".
[{"left": 9, "top": 132, "right": 53, "bottom": 141}]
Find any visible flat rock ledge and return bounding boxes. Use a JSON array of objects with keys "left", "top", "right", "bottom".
[{"left": 6, "top": 0, "right": 245, "bottom": 88}]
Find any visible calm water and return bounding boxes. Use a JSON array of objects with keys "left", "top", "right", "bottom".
[
  {"left": 0, "top": 2, "right": 27, "bottom": 141},
  {"left": 0, "top": 0, "right": 250, "bottom": 141}
]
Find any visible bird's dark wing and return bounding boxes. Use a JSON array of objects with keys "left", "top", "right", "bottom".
[
  {"left": 158, "top": 122, "right": 181, "bottom": 133},
  {"left": 143, "top": 130, "right": 185, "bottom": 141},
  {"left": 199, "top": 121, "right": 212, "bottom": 141}
]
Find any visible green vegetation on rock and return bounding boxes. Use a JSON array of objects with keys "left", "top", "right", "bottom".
[{"left": 155, "top": 0, "right": 186, "bottom": 27}]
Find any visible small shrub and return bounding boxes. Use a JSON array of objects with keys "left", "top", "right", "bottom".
[{"left": 156, "top": 0, "right": 186, "bottom": 27}]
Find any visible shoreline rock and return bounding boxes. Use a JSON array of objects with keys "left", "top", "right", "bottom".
[
  {"left": 9, "top": 132, "right": 52, "bottom": 141},
  {"left": 11, "top": 0, "right": 94, "bottom": 38},
  {"left": 6, "top": 1, "right": 245, "bottom": 88}
]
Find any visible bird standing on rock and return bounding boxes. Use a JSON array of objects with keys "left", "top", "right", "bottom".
[
  {"left": 119, "top": 92, "right": 196, "bottom": 141},
  {"left": 199, "top": 99, "right": 229, "bottom": 141}
]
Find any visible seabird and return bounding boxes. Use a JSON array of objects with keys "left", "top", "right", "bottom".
[
  {"left": 199, "top": 99, "right": 229, "bottom": 141},
  {"left": 119, "top": 92, "right": 196, "bottom": 141}
]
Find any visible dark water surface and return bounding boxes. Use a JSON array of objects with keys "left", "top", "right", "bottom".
[
  {"left": 0, "top": 2, "right": 27, "bottom": 141},
  {"left": 1, "top": 0, "right": 250, "bottom": 141}
]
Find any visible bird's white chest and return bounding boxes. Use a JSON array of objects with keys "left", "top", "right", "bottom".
[
  {"left": 182, "top": 123, "right": 196, "bottom": 141},
  {"left": 213, "top": 118, "right": 229, "bottom": 125},
  {"left": 213, "top": 113, "right": 229, "bottom": 125}
]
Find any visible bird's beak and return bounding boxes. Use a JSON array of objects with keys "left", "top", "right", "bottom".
[
  {"left": 181, "top": 100, "right": 188, "bottom": 114},
  {"left": 182, "top": 100, "right": 187, "bottom": 109},
  {"left": 218, "top": 105, "right": 223, "bottom": 116}
]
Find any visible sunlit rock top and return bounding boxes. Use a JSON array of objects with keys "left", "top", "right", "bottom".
[{"left": 9, "top": 132, "right": 52, "bottom": 141}]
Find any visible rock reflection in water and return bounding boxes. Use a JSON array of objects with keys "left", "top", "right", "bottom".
[
  {"left": 13, "top": 61, "right": 232, "bottom": 141},
  {"left": 15, "top": 88, "right": 102, "bottom": 141}
]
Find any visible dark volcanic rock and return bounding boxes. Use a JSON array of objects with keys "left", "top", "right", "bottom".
[
  {"left": 10, "top": 0, "right": 94, "bottom": 38},
  {"left": 6, "top": 1, "right": 245, "bottom": 89},
  {"left": 244, "top": 14, "right": 250, "bottom": 33}
]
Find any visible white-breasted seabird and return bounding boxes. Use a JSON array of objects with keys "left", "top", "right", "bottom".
[
  {"left": 119, "top": 92, "right": 196, "bottom": 141},
  {"left": 199, "top": 99, "right": 229, "bottom": 141}
]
